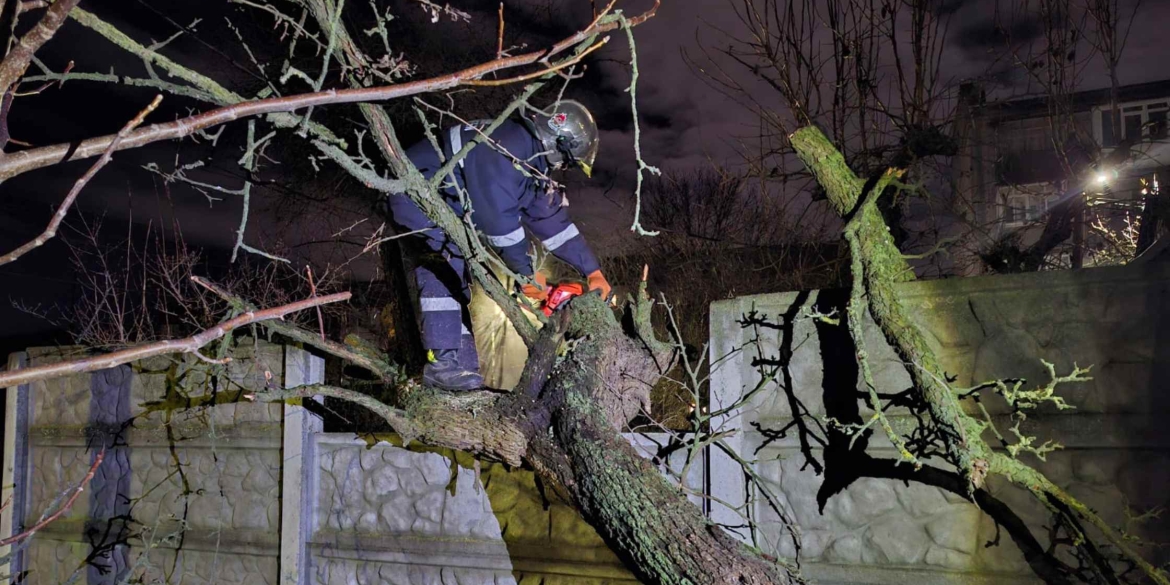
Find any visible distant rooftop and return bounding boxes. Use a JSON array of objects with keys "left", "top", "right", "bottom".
[{"left": 965, "top": 79, "right": 1170, "bottom": 122}]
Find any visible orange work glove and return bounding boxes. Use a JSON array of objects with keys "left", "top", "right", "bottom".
[
  {"left": 522, "top": 271, "right": 548, "bottom": 301},
  {"left": 586, "top": 270, "right": 612, "bottom": 300}
]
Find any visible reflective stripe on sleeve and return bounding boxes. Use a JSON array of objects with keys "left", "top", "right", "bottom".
[
  {"left": 486, "top": 227, "right": 526, "bottom": 247},
  {"left": 420, "top": 297, "right": 461, "bottom": 312},
  {"left": 541, "top": 224, "right": 580, "bottom": 251},
  {"left": 449, "top": 126, "right": 465, "bottom": 168}
]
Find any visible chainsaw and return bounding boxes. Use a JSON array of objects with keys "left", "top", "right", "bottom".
[{"left": 541, "top": 282, "right": 585, "bottom": 316}]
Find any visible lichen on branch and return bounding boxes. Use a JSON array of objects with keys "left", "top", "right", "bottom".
[{"left": 790, "top": 124, "right": 1169, "bottom": 585}]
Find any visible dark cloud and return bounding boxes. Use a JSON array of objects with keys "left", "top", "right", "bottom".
[
  {"left": 932, "top": 0, "right": 966, "bottom": 17},
  {"left": 954, "top": 16, "right": 1043, "bottom": 61}
]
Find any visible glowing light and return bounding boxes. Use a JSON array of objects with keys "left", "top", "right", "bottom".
[{"left": 1094, "top": 172, "right": 1110, "bottom": 186}]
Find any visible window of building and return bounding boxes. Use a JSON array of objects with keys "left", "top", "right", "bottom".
[
  {"left": 998, "top": 183, "right": 1057, "bottom": 226},
  {"left": 1097, "top": 99, "right": 1169, "bottom": 147},
  {"left": 996, "top": 121, "right": 1051, "bottom": 153}
]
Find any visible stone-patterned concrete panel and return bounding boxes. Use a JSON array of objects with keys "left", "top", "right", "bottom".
[
  {"left": 311, "top": 437, "right": 636, "bottom": 582},
  {"left": 130, "top": 345, "right": 285, "bottom": 428},
  {"left": 312, "top": 558, "right": 518, "bottom": 585},
  {"left": 26, "top": 446, "right": 92, "bottom": 525},
  {"left": 127, "top": 547, "right": 279, "bottom": 585},
  {"left": 759, "top": 448, "right": 979, "bottom": 570},
  {"left": 316, "top": 440, "right": 501, "bottom": 539},
  {"left": 711, "top": 264, "right": 1170, "bottom": 583},
  {"left": 30, "top": 348, "right": 91, "bottom": 428},
  {"left": 23, "top": 538, "right": 90, "bottom": 585},
  {"left": 128, "top": 446, "right": 281, "bottom": 532},
  {"left": 8, "top": 342, "right": 304, "bottom": 585}
]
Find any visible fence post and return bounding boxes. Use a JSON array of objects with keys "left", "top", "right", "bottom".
[{"left": 279, "top": 346, "right": 325, "bottom": 585}]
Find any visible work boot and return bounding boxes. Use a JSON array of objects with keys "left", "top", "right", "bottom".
[
  {"left": 423, "top": 349, "right": 484, "bottom": 392},
  {"left": 458, "top": 332, "right": 480, "bottom": 373}
]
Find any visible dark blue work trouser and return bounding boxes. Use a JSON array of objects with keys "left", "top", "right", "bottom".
[{"left": 386, "top": 193, "right": 479, "bottom": 369}]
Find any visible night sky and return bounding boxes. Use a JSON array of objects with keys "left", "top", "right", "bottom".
[{"left": 0, "top": 0, "right": 1163, "bottom": 350}]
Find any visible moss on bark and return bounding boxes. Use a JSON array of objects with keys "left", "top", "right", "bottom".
[{"left": 790, "top": 124, "right": 1168, "bottom": 585}]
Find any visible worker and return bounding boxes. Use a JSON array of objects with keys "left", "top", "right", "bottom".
[{"left": 385, "top": 100, "right": 612, "bottom": 391}]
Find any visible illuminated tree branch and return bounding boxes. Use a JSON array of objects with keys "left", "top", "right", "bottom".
[
  {"left": 0, "top": 95, "right": 163, "bottom": 267},
  {"left": 0, "top": 282, "right": 350, "bottom": 388}
]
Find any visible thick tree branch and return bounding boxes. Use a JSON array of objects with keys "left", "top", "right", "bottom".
[
  {"left": 0, "top": 94, "right": 162, "bottom": 267},
  {"left": 248, "top": 383, "right": 416, "bottom": 440},
  {"left": 0, "top": 0, "right": 81, "bottom": 94},
  {"left": 0, "top": 284, "right": 350, "bottom": 388},
  {"left": 790, "top": 126, "right": 974, "bottom": 477},
  {"left": 790, "top": 124, "right": 1169, "bottom": 585},
  {"left": 0, "top": 1, "right": 659, "bottom": 182}
]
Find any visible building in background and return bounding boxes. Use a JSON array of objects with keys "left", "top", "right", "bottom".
[{"left": 947, "top": 79, "right": 1170, "bottom": 274}]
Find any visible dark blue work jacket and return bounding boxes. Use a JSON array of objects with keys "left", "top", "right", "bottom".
[{"left": 401, "top": 119, "right": 600, "bottom": 277}]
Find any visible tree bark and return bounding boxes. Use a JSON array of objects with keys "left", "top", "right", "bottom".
[
  {"left": 252, "top": 290, "right": 804, "bottom": 584},
  {"left": 527, "top": 294, "right": 804, "bottom": 584},
  {"left": 789, "top": 124, "right": 1169, "bottom": 585}
]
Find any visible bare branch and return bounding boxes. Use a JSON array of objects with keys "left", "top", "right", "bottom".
[
  {"left": 0, "top": 94, "right": 163, "bottom": 267},
  {"left": 0, "top": 0, "right": 81, "bottom": 94},
  {"left": 0, "top": 2, "right": 660, "bottom": 182},
  {"left": 463, "top": 36, "right": 609, "bottom": 87},
  {"left": 0, "top": 283, "right": 350, "bottom": 388},
  {"left": 191, "top": 275, "right": 401, "bottom": 382},
  {"left": 0, "top": 450, "right": 103, "bottom": 547}
]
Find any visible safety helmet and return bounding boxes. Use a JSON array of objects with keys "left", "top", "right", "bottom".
[{"left": 520, "top": 100, "right": 599, "bottom": 178}]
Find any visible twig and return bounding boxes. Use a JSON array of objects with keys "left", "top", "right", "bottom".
[
  {"left": 306, "top": 265, "right": 325, "bottom": 341},
  {"left": 0, "top": 283, "right": 350, "bottom": 388},
  {"left": 192, "top": 276, "right": 400, "bottom": 382},
  {"left": 332, "top": 217, "right": 368, "bottom": 237},
  {"left": 902, "top": 235, "right": 959, "bottom": 260},
  {"left": 464, "top": 37, "right": 609, "bottom": 87},
  {"left": 618, "top": 12, "right": 661, "bottom": 236},
  {"left": 0, "top": 450, "right": 104, "bottom": 546},
  {"left": 496, "top": 2, "right": 505, "bottom": 60},
  {"left": 361, "top": 226, "right": 432, "bottom": 254},
  {"left": 0, "top": 2, "right": 660, "bottom": 182},
  {"left": 0, "top": 95, "right": 163, "bottom": 267}
]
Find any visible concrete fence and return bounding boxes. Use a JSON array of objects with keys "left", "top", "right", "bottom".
[
  {"left": 709, "top": 262, "right": 1170, "bottom": 584},
  {"left": 3, "top": 262, "right": 1166, "bottom": 585},
  {"left": 2, "top": 341, "right": 703, "bottom": 584}
]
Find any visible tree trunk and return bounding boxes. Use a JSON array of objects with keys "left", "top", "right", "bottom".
[
  {"left": 282, "top": 292, "right": 805, "bottom": 584},
  {"left": 531, "top": 295, "right": 804, "bottom": 584}
]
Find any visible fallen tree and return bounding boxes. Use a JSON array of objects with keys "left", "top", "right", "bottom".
[
  {"left": 0, "top": 1, "right": 806, "bottom": 582},
  {"left": 4, "top": 1, "right": 1163, "bottom": 583}
]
